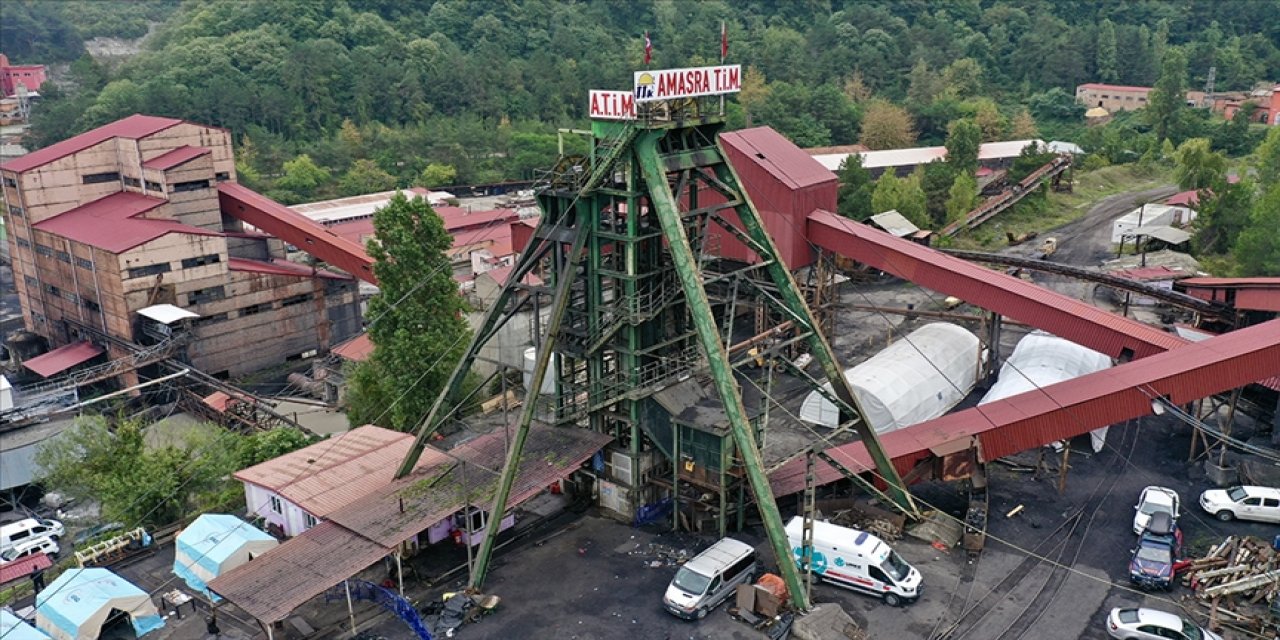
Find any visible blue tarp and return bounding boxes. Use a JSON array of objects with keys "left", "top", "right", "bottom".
[
  {"left": 1, "top": 609, "right": 51, "bottom": 640},
  {"left": 35, "top": 568, "right": 164, "bottom": 640},
  {"left": 173, "top": 513, "right": 278, "bottom": 601}
]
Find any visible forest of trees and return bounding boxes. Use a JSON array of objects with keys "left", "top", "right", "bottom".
[{"left": 6, "top": 0, "right": 1280, "bottom": 270}]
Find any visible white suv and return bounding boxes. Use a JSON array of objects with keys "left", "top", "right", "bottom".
[
  {"left": 0, "top": 536, "right": 60, "bottom": 565},
  {"left": 1199, "top": 486, "right": 1280, "bottom": 523}
]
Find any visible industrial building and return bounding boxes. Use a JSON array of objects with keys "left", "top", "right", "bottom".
[
  {"left": 1075, "top": 82, "right": 1152, "bottom": 111},
  {"left": 809, "top": 139, "right": 1049, "bottom": 178},
  {"left": 0, "top": 114, "right": 363, "bottom": 381}
]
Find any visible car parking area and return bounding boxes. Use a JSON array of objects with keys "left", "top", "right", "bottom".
[{"left": 363, "top": 411, "right": 1274, "bottom": 640}]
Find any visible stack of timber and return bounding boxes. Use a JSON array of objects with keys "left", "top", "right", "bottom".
[{"left": 1180, "top": 536, "right": 1280, "bottom": 634}]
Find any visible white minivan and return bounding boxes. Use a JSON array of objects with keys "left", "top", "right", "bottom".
[
  {"left": 663, "top": 537, "right": 758, "bottom": 620},
  {"left": 785, "top": 516, "right": 922, "bottom": 606},
  {"left": 0, "top": 518, "right": 65, "bottom": 554}
]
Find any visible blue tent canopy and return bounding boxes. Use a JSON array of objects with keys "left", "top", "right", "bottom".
[
  {"left": 1, "top": 609, "right": 51, "bottom": 640},
  {"left": 173, "top": 514, "right": 278, "bottom": 600},
  {"left": 35, "top": 568, "right": 163, "bottom": 640}
]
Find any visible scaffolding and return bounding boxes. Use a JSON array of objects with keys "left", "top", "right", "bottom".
[{"left": 396, "top": 94, "right": 910, "bottom": 610}]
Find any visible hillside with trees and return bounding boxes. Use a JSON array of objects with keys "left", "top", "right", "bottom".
[{"left": 14, "top": 0, "right": 1280, "bottom": 272}]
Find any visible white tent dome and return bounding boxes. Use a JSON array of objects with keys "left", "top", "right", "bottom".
[
  {"left": 980, "top": 331, "right": 1113, "bottom": 451},
  {"left": 799, "top": 323, "right": 983, "bottom": 433}
]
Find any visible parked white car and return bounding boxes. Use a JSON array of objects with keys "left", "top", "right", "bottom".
[
  {"left": 1199, "top": 486, "right": 1280, "bottom": 523},
  {"left": 1106, "top": 607, "right": 1221, "bottom": 640},
  {"left": 0, "top": 536, "right": 59, "bottom": 565},
  {"left": 1133, "top": 486, "right": 1180, "bottom": 534},
  {"left": 0, "top": 517, "right": 65, "bottom": 553}
]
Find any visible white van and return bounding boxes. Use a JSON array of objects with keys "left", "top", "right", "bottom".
[
  {"left": 663, "top": 537, "right": 758, "bottom": 620},
  {"left": 0, "top": 536, "right": 59, "bottom": 565},
  {"left": 785, "top": 516, "right": 922, "bottom": 606},
  {"left": 0, "top": 518, "right": 65, "bottom": 553}
]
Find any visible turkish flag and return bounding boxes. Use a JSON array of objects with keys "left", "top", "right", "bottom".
[
  {"left": 644, "top": 31, "right": 652, "bottom": 65},
  {"left": 721, "top": 22, "right": 728, "bottom": 60}
]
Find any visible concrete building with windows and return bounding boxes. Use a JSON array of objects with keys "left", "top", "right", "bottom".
[
  {"left": 1075, "top": 83, "right": 1152, "bottom": 111},
  {"left": 0, "top": 114, "right": 361, "bottom": 380}
]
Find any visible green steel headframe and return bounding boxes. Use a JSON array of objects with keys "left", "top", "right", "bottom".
[{"left": 396, "top": 102, "right": 913, "bottom": 610}]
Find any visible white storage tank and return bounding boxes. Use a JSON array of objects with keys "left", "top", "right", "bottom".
[
  {"left": 799, "top": 323, "right": 984, "bottom": 434},
  {"left": 979, "top": 331, "right": 1113, "bottom": 451},
  {"left": 522, "top": 347, "right": 557, "bottom": 395}
]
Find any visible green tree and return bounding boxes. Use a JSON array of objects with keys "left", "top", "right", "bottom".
[
  {"left": 421, "top": 163, "right": 457, "bottom": 188},
  {"left": 907, "top": 60, "right": 943, "bottom": 106},
  {"left": 946, "top": 172, "right": 980, "bottom": 224},
  {"left": 837, "top": 154, "right": 874, "bottom": 221},
  {"left": 1173, "top": 138, "right": 1227, "bottom": 191},
  {"left": 970, "top": 99, "right": 1006, "bottom": 142},
  {"left": 1255, "top": 126, "right": 1280, "bottom": 190},
  {"left": 347, "top": 192, "right": 472, "bottom": 430},
  {"left": 1234, "top": 184, "right": 1280, "bottom": 276},
  {"left": 1096, "top": 19, "right": 1118, "bottom": 83},
  {"left": 35, "top": 416, "right": 232, "bottom": 527},
  {"left": 945, "top": 119, "right": 982, "bottom": 177},
  {"left": 1010, "top": 108, "right": 1039, "bottom": 138},
  {"left": 1146, "top": 48, "right": 1188, "bottom": 144},
  {"left": 941, "top": 58, "right": 984, "bottom": 99},
  {"left": 920, "top": 161, "right": 956, "bottom": 227},
  {"left": 276, "top": 154, "right": 331, "bottom": 197},
  {"left": 1193, "top": 178, "right": 1254, "bottom": 255},
  {"left": 339, "top": 159, "right": 397, "bottom": 196},
  {"left": 871, "top": 170, "right": 929, "bottom": 229},
  {"left": 1009, "top": 143, "right": 1056, "bottom": 183},
  {"left": 859, "top": 100, "right": 917, "bottom": 150},
  {"left": 1027, "top": 88, "right": 1085, "bottom": 123}
]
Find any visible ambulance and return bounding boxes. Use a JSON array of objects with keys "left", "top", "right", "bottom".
[{"left": 784, "top": 516, "right": 923, "bottom": 606}]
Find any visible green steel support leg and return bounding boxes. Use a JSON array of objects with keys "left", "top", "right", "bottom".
[
  {"left": 469, "top": 215, "right": 591, "bottom": 588},
  {"left": 714, "top": 153, "right": 918, "bottom": 517},
  {"left": 636, "top": 131, "right": 810, "bottom": 611}
]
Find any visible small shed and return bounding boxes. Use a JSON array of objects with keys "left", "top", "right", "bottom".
[
  {"left": 35, "top": 568, "right": 164, "bottom": 640},
  {"left": 173, "top": 514, "right": 278, "bottom": 600},
  {"left": 1, "top": 609, "right": 51, "bottom": 640}
]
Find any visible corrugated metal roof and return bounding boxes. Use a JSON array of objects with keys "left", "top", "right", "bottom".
[
  {"left": 721, "top": 127, "right": 837, "bottom": 190},
  {"left": 0, "top": 552, "right": 52, "bottom": 586},
  {"left": 32, "top": 191, "right": 218, "bottom": 253},
  {"left": 868, "top": 211, "right": 920, "bottom": 237},
  {"left": 1078, "top": 83, "right": 1152, "bottom": 92},
  {"left": 330, "top": 333, "right": 372, "bottom": 362},
  {"left": 227, "top": 257, "right": 350, "bottom": 280},
  {"left": 327, "top": 424, "right": 612, "bottom": 548},
  {"left": 233, "top": 425, "right": 419, "bottom": 517},
  {"left": 22, "top": 341, "right": 104, "bottom": 377},
  {"left": 806, "top": 210, "right": 1187, "bottom": 360},
  {"left": 218, "top": 182, "right": 377, "bottom": 285},
  {"left": 140, "top": 145, "right": 210, "bottom": 170},
  {"left": 0, "top": 114, "right": 183, "bottom": 173},
  {"left": 771, "top": 318, "right": 1280, "bottom": 496},
  {"left": 1178, "top": 277, "right": 1280, "bottom": 287},
  {"left": 207, "top": 521, "right": 390, "bottom": 623},
  {"left": 811, "top": 139, "right": 1043, "bottom": 172},
  {"left": 1130, "top": 225, "right": 1191, "bottom": 245},
  {"left": 210, "top": 425, "right": 611, "bottom": 623}
]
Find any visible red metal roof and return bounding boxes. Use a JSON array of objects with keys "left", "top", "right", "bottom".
[
  {"left": 234, "top": 425, "right": 424, "bottom": 518},
  {"left": 771, "top": 318, "right": 1280, "bottom": 496},
  {"left": 479, "top": 265, "right": 542, "bottom": 287},
  {"left": 1177, "top": 277, "right": 1280, "bottom": 312},
  {"left": 806, "top": 210, "right": 1188, "bottom": 360},
  {"left": 218, "top": 182, "right": 376, "bottom": 285},
  {"left": 0, "top": 552, "right": 52, "bottom": 585},
  {"left": 1108, "top": 266, "right": 1190, "bottom": 281},
  {"left": 1164, "top": 190, "right": 1200, "bottom": 207},
  {"left": 208, "top": 521, "right": 390, "bottom": 623},
  {"left": 331, "top": 333, "right": 373, "bottom": 362},
  {"left": 140, "top": 145, "right": 210, "bottom": 170},
  {"left": 227, "top": 256, "right": 350, "bottom": 280},
  {"left": 1077, "top": 83, "right": 1152, "bottom": 92},
  {"left": 438, "top": 207, "right": 520, "bottom": 233},
  {"left": 23, "top": 340, "right": 104, "bottom": 377},
  {"left": 721, "top": 127, "right": 837, "bottom": 191},
  {"left": 0, "top": 114, "right": 183, "bottom": 173},
  {"left": 33, "top": 191, "right": 219, "bottom": 253},
  {"left": 211, "top": 425, "right": 612, "bottom": 623},
  {"left": 1178, "top": 277, "right": 1280, "bottom": 287}
]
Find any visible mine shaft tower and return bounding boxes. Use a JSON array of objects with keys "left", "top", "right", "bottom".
[{"left": 396, "top": 83, "right": 911, "bottom": 609}]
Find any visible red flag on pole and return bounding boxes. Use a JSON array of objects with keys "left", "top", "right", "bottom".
[
  {"left": 644, "top": 31, "right": 652, "bottom": 65},
  {"left": 721, "top": 22, "right": 728, "bottom": 61}
]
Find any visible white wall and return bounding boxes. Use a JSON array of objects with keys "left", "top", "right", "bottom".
[{"left": 242, "top": 483, "right": 317, "bottom": 538}]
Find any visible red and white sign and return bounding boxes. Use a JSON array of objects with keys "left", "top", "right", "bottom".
[
  {"left": 633, "top": 65, "right": 741, "bottom": 103},
  {"left": 589, "top": 90, "right": 636, "bottom": 120}
]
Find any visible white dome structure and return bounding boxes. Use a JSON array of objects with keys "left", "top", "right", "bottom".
[
  {"left": 980, "top": 331, "right": 1113, "bottom": 452},
  {"left": 799, "top": 323, "right": 983, "bottom": 434}
]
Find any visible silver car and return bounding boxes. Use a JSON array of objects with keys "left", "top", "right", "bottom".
[{"left": 1106, "top": 607, "right": 1221, "bottom": 640}]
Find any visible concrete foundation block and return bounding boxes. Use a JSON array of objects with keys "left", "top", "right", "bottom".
[{"left": 1204, "top": 460, "right": 1237, "bottom": 487}]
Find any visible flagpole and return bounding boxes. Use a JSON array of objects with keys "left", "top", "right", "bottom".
[{"left": 719, "top": 21, "right": 726, "bottom": 117}]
